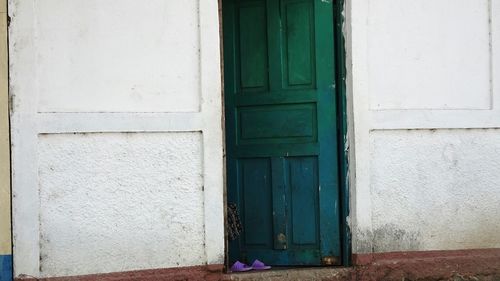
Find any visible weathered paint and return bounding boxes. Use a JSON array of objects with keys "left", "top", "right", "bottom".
[
  {"left": 345, "top": 0, "right": 500, "bottom": 253},
  {"left": 333, "top": 0, "right": 351, "bottom": 266},
  {"left": 9, "top": 0, "right": 223, "bottom": 278},
  {"left": 0, "top": 0, "right": 12, "bottom": 279}
]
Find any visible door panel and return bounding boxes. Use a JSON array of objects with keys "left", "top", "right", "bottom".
[
  {"left": 238, "top": 104, "right": 317, "bottom": 144},
  {"left": 224, "top": 0, "right": 340, "bottom": 266},
  {"left": 289, "top": 157, "right": 319, "bottom": 247},
  {"left": 283, "top": 0, "right": 316, "bottom": 88},
  {"left": 238, "top": 1, "right": 269, "bottom": 91}
]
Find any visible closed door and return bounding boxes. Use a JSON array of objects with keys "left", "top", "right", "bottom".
[{"left": 223, "top": 0, "right": 341, "bottom": 266}]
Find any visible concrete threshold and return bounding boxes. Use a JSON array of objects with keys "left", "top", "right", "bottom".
[{"left": 224, "top": 267, "right": 353, "bottom": 281}]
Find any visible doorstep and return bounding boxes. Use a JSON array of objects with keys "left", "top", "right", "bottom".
[{"left": 223, "top": 267, "right": 353, "bottom": 281}]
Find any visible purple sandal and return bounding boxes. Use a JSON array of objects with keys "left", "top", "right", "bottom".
[
  {"left": 251, "top": 259, "right": 271, "bottom": 270},
  {"left": 230, "top": 261, "right": 253, "bottom": 272}
]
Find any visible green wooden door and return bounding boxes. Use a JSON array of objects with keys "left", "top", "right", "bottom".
[{"left": 223, "top": 0, "right": 341, "bottom": 266}]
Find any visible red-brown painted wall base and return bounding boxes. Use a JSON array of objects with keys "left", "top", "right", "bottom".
[
  {"left": 15, "top": 249, "right": 500, "bottom": 281},
  {"left": 16, "top": 265, "right": 224, "bottom": 281},
  {"left": 353, "top": 248, "right": 500, "bottom": 281}
]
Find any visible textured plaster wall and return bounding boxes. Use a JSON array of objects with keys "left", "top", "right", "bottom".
[
  {"left": 345, "top": 0, "right": 500, "bottom": 253},
  {"left": 38, "top": 133, "right": 204, "bottom": 277},
  {"left": 0, "top": 0, "right": 11, "bottom": 256},
  {"left": 370, "top": 129, "right": 500, "bottom": 252}
]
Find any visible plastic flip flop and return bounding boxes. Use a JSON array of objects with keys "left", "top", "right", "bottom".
[
  {"left": 230, "top": 261, "right": 253, "bottom": 272},
  {"left": 251, "top": 259, "right": 271, "bottom": 270}
]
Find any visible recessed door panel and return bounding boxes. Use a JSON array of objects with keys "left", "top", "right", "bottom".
[
  {"left": 283, "top": 0, "right": 316, "bottom": 88},
  {"left": 239, "top": 158, "right": 273, "bottom": 246},
  {"left": 238, "top": 104, "right": 317, "bottom": 144},
  {"left": 289, "top": 157, "right": 319, "bottom": 247},
  {"left": 238, "top": 1, "right": 269, "bottom": 92}
]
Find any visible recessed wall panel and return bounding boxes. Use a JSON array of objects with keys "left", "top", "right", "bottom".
[
  {"left": 35, "top": 0, "right": 200, "bottom": 112},
  {"left": 368, "top": 0, "right": 491, "bottom": 110}
]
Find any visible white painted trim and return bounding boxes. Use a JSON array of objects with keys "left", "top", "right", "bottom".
[
  {"left": 492, "top": 0, "right": 500, "bottom": 114},
  {"left": 370, "top": 110, "right": 500, "bottom": 130},
  {"left": 344, "top": 0, "right": 374, "bottom": 253},
  {"left": 342, "top": 0, "right": 361, "bottom": 255},
  {"left": 9, "top": 0, "right": 40, "bottom": 274},
  {"left": 37, "top": 113, "right": 204, "bottom": 134},
  {"left": 199, "top": 0, "right": 224, "bottom": 265}
]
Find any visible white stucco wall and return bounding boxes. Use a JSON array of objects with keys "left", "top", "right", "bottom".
[
  {"left": 370, "top": 129, "right": 500, "bottom": 252},
  {"left": 346, "top": 0, "right": 500, "bottom": 253},
  {"left": 39, "top": 133, "right": 204, "bottom": 276},
  {"left": 9, "top": 0, "right": 223, "bottom": 278}
]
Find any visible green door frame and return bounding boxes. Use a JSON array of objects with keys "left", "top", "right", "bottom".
[
  {"left": 333, "top": 0, "right": 351, "bottom": 266},
  {"left": 219, "top": 0, "right": 351, "bottom": 268}
]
